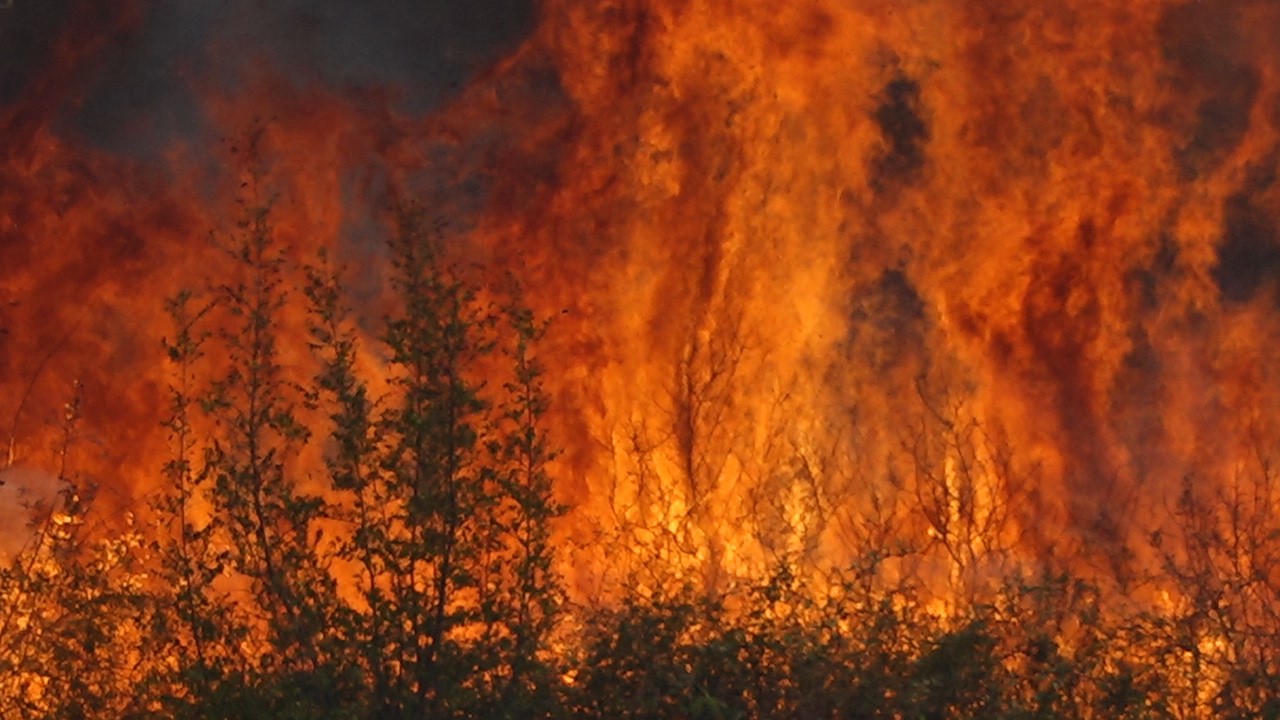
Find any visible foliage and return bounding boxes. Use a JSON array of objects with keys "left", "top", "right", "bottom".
[
  {"left": 11, "top": 180, "right": 1280, "bottom": 719},
  {"left": 302, "top": 205, "right": 565, "bottom": 717},
  {"left": 0, "top": 389, "right": 158, "bottom": 719}
]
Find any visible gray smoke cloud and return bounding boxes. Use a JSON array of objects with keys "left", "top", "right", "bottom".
[{"left": 2, "top": 0, "right": 536, "bottom": 155}]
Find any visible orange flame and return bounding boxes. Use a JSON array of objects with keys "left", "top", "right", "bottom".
[{"left": 3, "top": 0, "right": 1280, "bottom": 603}]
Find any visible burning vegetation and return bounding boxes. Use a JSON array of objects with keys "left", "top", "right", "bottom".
[{"left": 3, "top": 0, "right": 1280, "bottom": 716}]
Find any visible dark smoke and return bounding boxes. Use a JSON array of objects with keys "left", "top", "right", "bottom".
[
  {"left": 0, "top": 0, "right": 76, "bottom": 104},
  {"left": 3, "top": 0, "right": 538, "bottom": 156}
]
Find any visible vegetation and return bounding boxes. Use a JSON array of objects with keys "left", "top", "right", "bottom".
[{"left": 5, "top": 184, "right": 1280, "bottom": 719}]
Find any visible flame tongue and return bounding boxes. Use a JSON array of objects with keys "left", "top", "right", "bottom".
[{"left": 467, "top": 0, "right": 1280, "bottom": 583}]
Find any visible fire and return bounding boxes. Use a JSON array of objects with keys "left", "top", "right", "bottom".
[
  {"left": 492, "top": 0, "right": 1280, "bottom": 591},
  {"left": 3, "top": 0, "right": 1280, "bottom": 615}
]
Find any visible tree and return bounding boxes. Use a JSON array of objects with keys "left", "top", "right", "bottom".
[
  {"left": 147, "top": 290, "right": 253, "bottom": 717},
  {"left": 306, "top": 204, "right": 564, "bottom": 717},
  {"left": 185, "top": 174, "right": 343, "bottom": 715}
]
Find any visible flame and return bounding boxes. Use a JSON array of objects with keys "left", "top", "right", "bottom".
[
  {"left": 477, "top": 0, "right": 1280, "bottom": 593},
  {"left": 3, "top": 0, "right": 1280, "bottom": 609}
]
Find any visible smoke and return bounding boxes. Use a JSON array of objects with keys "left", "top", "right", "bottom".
[
  {"left": 0, "top": 465, "right": 64, "bottom": 557},
  {"left": 64, "top": 0, "right": 535, "bottom": 155},
  {"left": 0, "top": 0, "right": 75, "bottom": 104}
]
